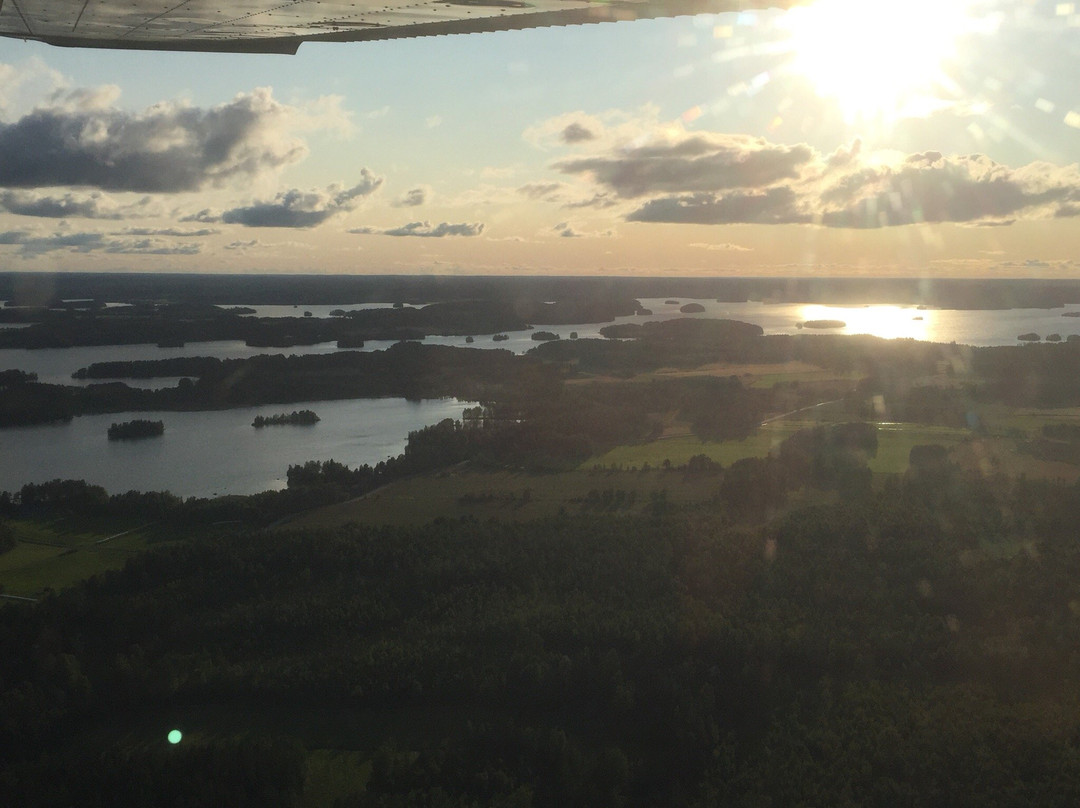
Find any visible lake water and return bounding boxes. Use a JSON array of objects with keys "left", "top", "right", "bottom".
[{"left": 0, "top": 397, "right": 470, "bottom": 498}]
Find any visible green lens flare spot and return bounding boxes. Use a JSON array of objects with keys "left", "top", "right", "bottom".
[{"left": 167, "top": 730, "right": 182, "bottom": 744}]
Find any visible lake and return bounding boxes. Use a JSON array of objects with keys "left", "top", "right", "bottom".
[{"left": 0, "top": 397, "right": 470, "bottom": 498}]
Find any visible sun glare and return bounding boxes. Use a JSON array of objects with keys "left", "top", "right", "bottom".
[
  {"left": 780, "top": 0, "right": 972, "bottom": 122},
  {"left": 799, "top": 305, "right": 930, "bottom": 341}
]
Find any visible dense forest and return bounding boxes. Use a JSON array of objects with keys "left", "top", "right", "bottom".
[{"left": 5, "top": 459, "right": 1080, "bottom": 805}]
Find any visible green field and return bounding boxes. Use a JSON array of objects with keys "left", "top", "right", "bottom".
[
  {"left": 281, "top": 466, "right": 733, "bottom": 530},
  {"left": 592, "top": 424, "right": 802, "bottom": 468},
  {"left": 868, "top": 423, "right": 973, "bottom": 474},
  {"left": 595, "top": 419, "right": 974, "bottom": 476},
  {"left": 0, "top": 518, "right": 152, "bottom": 598},
  {"left": 976, "top": 404, "right": 1080, "bottom": 436}
]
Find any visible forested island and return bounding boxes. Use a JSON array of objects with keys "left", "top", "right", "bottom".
[
  {"left": 11, "top": 274, "right": 1080, "bottom": 804},
  {"left": 106, "top": 419, "right": 164, "bottom": 440},
  {"left": 252, "top": 410, "right": 320, "bottom": 428}
]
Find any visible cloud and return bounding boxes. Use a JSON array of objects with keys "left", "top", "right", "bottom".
[
  {"left": 0, "top": 58, "right": 66, "bottom": 117},
  {"left": 199, "top": 172, "right": 382, "bottom": 228},
  {"left": 522, "top": 108, "right": 656, "bottom": 150},
  {"left": 425, "top": 115, "right": 443, "bottom": 129},
  {"left": 563, "top": 192, "right": 618, "bottom": 209},
  {"left": 392, "top": 186, "right": 429, "bottom": 207},
  {"left": 690, "top": 242, "right": 752, "bottom": 251},
  {"left": 518, "top": 182, "right": 564, "bottom": 201},
  {"left": 0, "top": 86, "right": 309, "bottom": 192},
  {"left": 350, "top": 221, "right": 484, "bottom": 238},
  {"left": 119, "top": 227, "right": 219, "bottom": 237},
  {"left": 0, "top": 229, "right": 202, "bottom": 256},
  {"left": 553, "top": 123, "right": 1080, "bottom": 229},
  {"left": 555, "top": 132, "right": 814, "bottom": 198},
  {"left": 816, "top": 154, "right": 1080, "bottom": 228},
  {"left": 0, "top": 190, "right": 141, "bottom": 219},
  {"left": 561, "top": 122, "right": 597, "bottom": 143},
  {"left": 552, "top": 221, "right": 613, "bottom": 239},
  {"left": 627, "top": 187, "right": 810, "bottom": 225},
  {"left": 224, "top": 239, "right": 261, "bottom": 251}
]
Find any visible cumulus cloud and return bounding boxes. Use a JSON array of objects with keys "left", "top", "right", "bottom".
[
  {"left": 119, "top": 227, "right": 219, "bottom": 237},
  {"left": 224, "top": 239, "right": 261, "bottom": 251},
  {"left": 0, "top": 229, "right": 202, "bottom": 257},
  {"left": 518, "top": 182, "right": 564, "bottom": 201},
  {"left": 552, "top": 222, "right": 613, "bottom": 238},
  {"left": 561, "top": 122, "right": 597, "bottom": 143},
  {"left": 392, "top": 186, "right": 429, "bottom": 207},
  {"left": 555, "top": 132, "right": 814, "bottom": 198},
  {"left": 816, "top": 154, "right": 1080, "bottom": 228},
  {"left": 553, "top": 123, "right": 1080, "bottom": 229},
  {"left": 0, "top": 190, "right": 141, "bottom": 219},
  {"left": 563, "top": 192, "right": 618, "bottom": 209},
  {"left": 350, "top": 221, "right": 484, "bottom": 238},
  {"left": 0, "top": 86, "right": 310, "bottom": 192},
  {"left": 0, "top": 58, "right": 66, "bottom": 117},
  {"left": 197, "top": 172, "right": 382, "bottom": 228},
  {"left": 627, "top": 187, "right": 810, "bottom": 225},
  {"left": 522, "top": 108, "right": 655, "bottom": 150}
]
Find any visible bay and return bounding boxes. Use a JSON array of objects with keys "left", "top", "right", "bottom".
[{"left": 0, "top": 397, "right": 471, "bottom": 498}]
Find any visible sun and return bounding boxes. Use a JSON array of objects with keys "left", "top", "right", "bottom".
[{"left": 779, "top": 0, "right": 972, "bottom": 123}]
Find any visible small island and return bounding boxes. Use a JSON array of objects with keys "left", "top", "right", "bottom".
[
  {"left": 801, "top": 320, "right": 846, "bottom": 329},
  {"left": 679, "top": 303, "right": 706, "bottom": 313},
  {"left": 252, "top": 410, "right": 320, "bottom": 428},
  {"left": 1018, "top": 332, "right": 1041, "bottom": 342},
  {"left": 107, "top": 419, "right": 164, "bottom": 441},
  {"left": 531, "top": 331, "right": 560, "bottom": 341},
  {"left": 492, "top": 334, "right": 509, "bottom": 341}
]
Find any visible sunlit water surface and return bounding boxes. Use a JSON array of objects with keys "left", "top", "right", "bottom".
[{"left": 0, "top": 397, "right": 470, "bottom": 497}]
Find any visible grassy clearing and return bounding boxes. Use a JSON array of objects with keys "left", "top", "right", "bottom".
[
  {"left": 282, "top": 467, "right": 725, "bottom": 530},
  {"left": 951, "top": 437, "right": 1080, "bottom": 483},
  {"left": 575, "top": 360, "right": 862, "bottom": 386},
  {"left": 870, "top": 424, "right": 972, "bottom": 474},
  {"left": 976, "top": 404, "right": 1080, "bottom": 437},
  {"left": 0, "top": 518, "right": 152, "bottom": 597},
  {"left": 0, "top": 545, "right": 136, "bottom": 596},
  {"left": 592, "top": 425, "right": 801, "bottom": 469}
]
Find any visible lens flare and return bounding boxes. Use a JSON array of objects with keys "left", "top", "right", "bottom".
[{"left": 779, "top": 0, "right": 972, "bottom": 123}]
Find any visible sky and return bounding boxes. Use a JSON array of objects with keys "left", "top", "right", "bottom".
[{"left": 2, "top": 0, "right": 1080, "bottom": 277}]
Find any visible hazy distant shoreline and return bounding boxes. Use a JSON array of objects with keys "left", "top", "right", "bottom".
[{"left": 4, "top": 272, "right": 1080, "bottom": 311}]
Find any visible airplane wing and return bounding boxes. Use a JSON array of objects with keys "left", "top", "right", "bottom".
[{"left": 0, "top": 0, "right": 790, "bottom": 55}]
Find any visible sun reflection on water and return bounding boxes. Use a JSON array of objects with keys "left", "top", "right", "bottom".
[{"left": 798, "top": 304, "right": 931, "bottom": 341}]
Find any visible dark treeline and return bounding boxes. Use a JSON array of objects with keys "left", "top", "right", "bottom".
[
  {"left": 5, "top": 455, "right": 1080, "bottom": 804},
  {"left": 107, "top": 419, "right": 164, "bottom": 440},
  {"left": 973, "top": 340, "right": 1080, "bottom": 406},
  {"left": 0, "top": 291, "right": 641, "bottom": 350},
  {"left": 7, "top": 271, "right": 1080, "bottom": 309},
  {"left": 0, "top": 300, "right": 536, "bottom": 350},
  {"left": 252, "top": 410, "right": 320, "bottom": 428}
]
